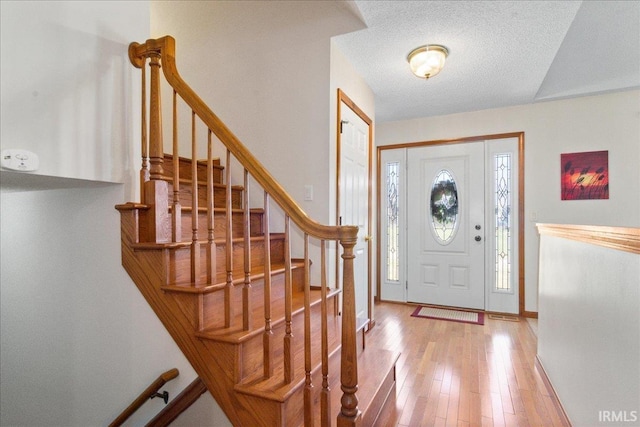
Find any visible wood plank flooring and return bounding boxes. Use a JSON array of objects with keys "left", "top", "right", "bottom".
[{"left": 364, "top": 302, "right": 569, "bottom": 427}]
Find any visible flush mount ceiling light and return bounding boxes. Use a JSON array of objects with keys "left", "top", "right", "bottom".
[{"left": 407, "top": 44, "right": 449, "bottom": 79}]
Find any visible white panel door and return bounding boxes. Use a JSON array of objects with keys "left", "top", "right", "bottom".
[
  {"left": 339, "top": 104, "right": 369, "bottom": 321},
  {"left": 407, "top": 143, "right": 485, "bottom": 309}
]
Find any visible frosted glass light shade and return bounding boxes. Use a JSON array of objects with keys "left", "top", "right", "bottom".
[{"left": 407, "top": 45, "right": 449, "bottom": 79}]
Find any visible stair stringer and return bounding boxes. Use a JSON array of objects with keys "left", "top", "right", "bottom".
[{"left": 118, "top": 207, "right": 268, "bottom": 426}]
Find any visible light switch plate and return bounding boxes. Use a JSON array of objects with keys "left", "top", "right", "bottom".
[
  {"left": 1, "top": 149, "right": 39, "bottom": 172},
  {"left": 304, "top": 185, "right": 313, "bottom": 201}
]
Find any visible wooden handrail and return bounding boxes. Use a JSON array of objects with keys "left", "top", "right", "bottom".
[
  {"left": 128, "top": 36, "right": 358, "bottom": 243},
  {"left": 109, "top": 368, "right": 179, "bottom": 427},
  {"left": 145, "top": 377, "right": 208, "bottom": 427},
  {"left": 128, "top": 35, "right": 361, "bottom": 426}
]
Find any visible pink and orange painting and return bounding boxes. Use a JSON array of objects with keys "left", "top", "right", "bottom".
[{"left": 561, "top": 150, "right": 609, "bottom": 200}]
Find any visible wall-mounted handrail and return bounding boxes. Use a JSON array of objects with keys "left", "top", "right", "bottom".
[
  {"left": 145, "top": 377, "right": 208, "bottom": 427},
  {"left": 109, "top": 368, "right": 179, "bottom": 427}
]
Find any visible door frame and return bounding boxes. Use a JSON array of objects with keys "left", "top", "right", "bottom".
[
  {"left": 377, "top": 132, "right": 534, "bottom": 317},
  {"left": 336, "top": 89, "right": 374, "bottom": 327}
]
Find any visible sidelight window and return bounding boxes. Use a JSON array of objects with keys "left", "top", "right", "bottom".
[
  {"left": 386, "top": 162, "right": 400, "bottom": 282},
  {"left": 494, "top": 153, "right": 512, "bottom": 291}
]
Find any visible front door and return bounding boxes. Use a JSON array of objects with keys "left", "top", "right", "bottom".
[
  {"left": 407, "top": 142, "right": 485, "bottom": 310},
  {"left": 339, "top": 102, "right": 370, "bottom": 322}
]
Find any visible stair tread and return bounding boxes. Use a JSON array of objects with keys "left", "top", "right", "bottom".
[
  {"left": 163, "top": 175, "right": 244, "bottom": 189},
  {"left": 115, "top": 202, "right": 149, "bottom": 211},
  {"left": 163, "top": 153, "right": 222, "bottom": 165},
  {"left": 235, "top": 342, "right": 400, "bottom": 418},
  {"left": 356, "top": 316, "right": 369, "bottom": 333},
  {"left": 170, "top": 206, "right": 264, "bottom": 214},
  {"left": 196, "top": 287, "right": 341, "bottom": 343},
  {"left": 117, "top": 203, "right": 262, "bottom": 215},
  {"left": 329, "top": 347, "right": 400, "bottom": 425},
  {"left": 131, "top": 232, "right": 285, "bottom": 251},
  {"left": 161, "top": 260, "right": 304, "bottom": 294}
]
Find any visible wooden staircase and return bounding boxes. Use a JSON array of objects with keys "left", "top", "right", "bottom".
[{"left": 116, "top": 36, "right": 398, "bottom": 426}]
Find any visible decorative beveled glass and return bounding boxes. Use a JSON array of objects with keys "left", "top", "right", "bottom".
[{"left": 430, "top": 169, "right": 459, "bottom": 244}]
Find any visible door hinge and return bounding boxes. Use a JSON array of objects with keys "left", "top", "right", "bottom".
[
  {"left": 406, "top": 280, "right": 408, "bottom": 290},
  {"left": 340, "top": 120, "right": 349, "bottom": 134}
]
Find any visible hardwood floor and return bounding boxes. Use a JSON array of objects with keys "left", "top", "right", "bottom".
[{"left": 365, "top": 302, "right": 569, "bottom": 427}]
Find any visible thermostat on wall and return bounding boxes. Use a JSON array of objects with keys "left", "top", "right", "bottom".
[{"left": 1, "top": 149, "right": 39, "bottom": 172}]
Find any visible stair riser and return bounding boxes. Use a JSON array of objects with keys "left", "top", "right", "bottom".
[
  {"left": 238, "top": 334, "right": 343, "bottom": 427},
  {"left": 168, "top": 181, "right": 243, "bottom": 210},
  {"left": 285, "top": 353, "right": 342, "bottom": 427},
  {"left": 199, "top": 267, "right": 303, "bottom": 331},
  {"left": 179, "top": 209, "right": 264, "bottom": 241},
  {"left": 165, "top": 266, "right": 303, "bottom": 343},
  {"left": 240, "top": 294, "right": 341, "bottom": 384},
  {"left": 162, "top": 155, "right": 223, "bottom": 183},
  {"left": 167, "top": 238, "right": 286, "bottom": 285},
  {"left": 232, "top": 394, "right": 283, "bottom": 426},
  {"left": 364, "top": 367, "right": 397, "bottom": 427}
]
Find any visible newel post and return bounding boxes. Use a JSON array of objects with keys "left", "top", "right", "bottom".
[
  {"left": 129, "top": 39, "right": 171, "bottom": 243},
  {"left": 147, "top": 49, "right": 164, "bottom": 181},
  {"left": 337, "top": 236, "right": 362, "bottom": 427}
]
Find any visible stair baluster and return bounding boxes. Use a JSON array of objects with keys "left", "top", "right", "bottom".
[
  {"left": 224, "top": 148, "right": 233, "bottom": 328},
  {"left": 171, "top": 90, "right": 181, "bottom": 243},
  {"left": 283, "top": 215, "right": 294, "bottom": 384},
  {"left": 140, "top": 62, "right": 149, "bottom": 201},
  {"left": 303, "top": 234, "right": 313, "bottom": 427},
  {"left": 242, "top": 168, "right": 252, "bottom": 331},
  {"left": 206, "top": 129, "right": 217, "bottom": 284},
  {"left": 262, "top": 191, "right": 274, "bottom": 379},
  {"left": 320, "top": 240, "right": 330, "bottom": 427},
  {"left": 190, "top": 110, "right": 201, "bottom": 284}
]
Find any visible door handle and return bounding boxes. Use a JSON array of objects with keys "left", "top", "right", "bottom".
[
  {"left": 474, "top": 235, "right": 482, "bottom": 242},
  {"left": 364, "top": 235, "right": 373, "bottom": 242}
]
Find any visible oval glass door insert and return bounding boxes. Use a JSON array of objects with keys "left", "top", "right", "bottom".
[{"left": 430, "top": 169, "right": 459, "bottom": 244}]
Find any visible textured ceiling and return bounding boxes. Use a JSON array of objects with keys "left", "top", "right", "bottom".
[{"left": 333, "top": 1, "right": 640, "bottom": 123}]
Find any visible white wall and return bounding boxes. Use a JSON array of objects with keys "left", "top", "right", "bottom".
[
  {"left": 376, "top": 90, "right": 640, "bottom": 312},
  {"left": 537, "top": 232, "right": 640, "bottom": 426},
  {"left": 0, "top": 1, "right": 144, "bottom": 197},
  {"left": 0, "top": 186, "right": 231, "bottom": 426},
  {"left": 0, "top": 2, "right": 231, "bottom": 425}
]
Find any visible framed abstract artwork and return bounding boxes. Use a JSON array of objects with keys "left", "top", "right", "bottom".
[{"left": 561, "top": 150, "right": 609, "bottom": 200}]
